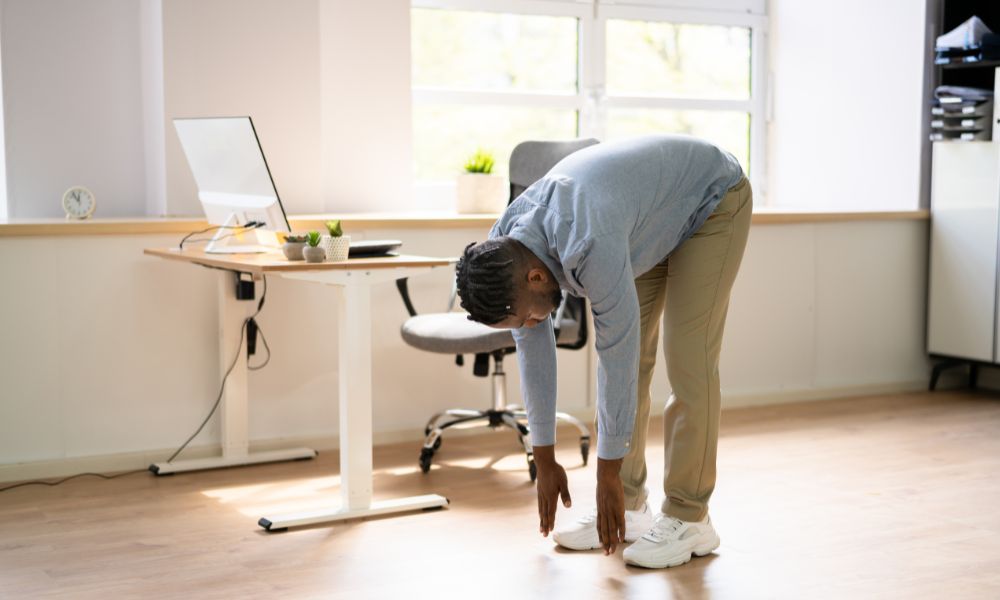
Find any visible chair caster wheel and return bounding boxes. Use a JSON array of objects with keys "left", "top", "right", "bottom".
[
  {"left": 424, "top": 427, "right": 442, "bottom": 451},
  {"left": 419, "top": 447, "right": 435, "bottom": 473},
  {"left": 528, "top": 459, "right": 537, "bottom": 482},
  {"left": 581, "top": 439, "right": 590, "bottom": 466}
]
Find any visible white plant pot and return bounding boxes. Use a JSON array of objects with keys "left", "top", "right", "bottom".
[
  {"left": 321, "top": 235, "right": 351, "bottom": 262},
  {"left": 302, "top": 245, "right": 326, "bottom": 263},
  {"left": 456, "top": 173, "right": 508, "bottom": 214}
]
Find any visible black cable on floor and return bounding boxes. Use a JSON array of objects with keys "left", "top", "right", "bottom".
[{"left": 0, "top": 470, "right": 146, "bottom": 493}]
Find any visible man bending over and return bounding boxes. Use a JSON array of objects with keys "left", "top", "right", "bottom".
[{"left": 455, "top": 134, "right": 752, "bottom": 569}]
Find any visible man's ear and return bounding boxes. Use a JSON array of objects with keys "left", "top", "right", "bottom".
[{"left": 526, "top": 267, "right": 548, "bottom": 285}]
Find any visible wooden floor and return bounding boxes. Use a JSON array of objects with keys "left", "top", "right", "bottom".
[{"left": 2, "top": 390, "right": 999, "bottom": 599}]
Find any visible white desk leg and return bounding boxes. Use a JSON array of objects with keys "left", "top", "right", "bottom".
[
  {"left": 150, "top": 272, "right": 315, "bottom": 475},
  {"left": 220, "top": 272, "right": 252, "bottom": 459},
  {"left": 338, "top": 281, "right": 374, "bottom": 509},
  {"left": 258, "top": 275, "right": 448, "bottom": 531}
]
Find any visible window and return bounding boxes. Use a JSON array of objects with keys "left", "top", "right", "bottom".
[
  {"left": 411, "top": 0, "right": 767, "bottom": 198},
  {"left": 411, "top": 5, "right": 583, "bottom": 181},
  {"left": 604, "top": 18, "right": 753, "bottom": 169}
]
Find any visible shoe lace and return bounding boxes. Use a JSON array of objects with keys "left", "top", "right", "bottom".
[
  {"left": 578, "top": 508, "right": 598, "bottom": 525},
  {"left": 645, "top": 514, "right": 683, "bottom": 543},
  {"left": 579, "top": 505, "right": 646, "bottom": 526}
]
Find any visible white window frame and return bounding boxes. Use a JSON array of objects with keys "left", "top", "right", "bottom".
[{"left": 411, "top": 0, "right": 768, "bottom": 200}]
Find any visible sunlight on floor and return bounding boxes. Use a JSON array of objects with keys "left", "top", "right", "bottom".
[
  {"left": 202, "top": 476, "right": 343, "bottom": 516},
  {"left": 202, "top": 476, "right": 341, "bottom": 503},
  {"left": 199, "top": 452, "right": 530, "bottom": 517},
  {"left": 437, "top": 456, "right": 493, "bottom": 470}
]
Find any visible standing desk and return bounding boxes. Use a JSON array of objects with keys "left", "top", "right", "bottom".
[{"left": 144, "top": 248, "right": 452, "bottom": 530}]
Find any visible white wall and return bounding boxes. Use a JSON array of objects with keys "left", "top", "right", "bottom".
[
  {"left": 139, "top": 0, "right": 166, "bottom": 217},
  {"left": 161, "top": 0, "right": 413, "bottom": 216},
  {"left": 0, "top": 1, "right": 937, "bottom": 478},
  {"left": 1, "top": 0, "right": 930, "bottom": 217},
  {"left": 767, "top": 0, "right": 928, "bottom": 210},
  {"left": 1, "top": 0, "right": 413, "bottom": 218},
  {"left": 162, "top": 0, "right": 324, "bottom": 217},
  {"left": 0, "top": 0, "right": 6, "bottom": 220},
  {"left": 319, "top": 0, "right": 413, "bottom": 213},
  {"left": 1, "top": 0, "right": 148, "bottom": 218},
  {"left": 0, "top": 219, "right": 930, "bottom": 476}
]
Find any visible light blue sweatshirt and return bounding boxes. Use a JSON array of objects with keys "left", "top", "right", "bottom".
[{"left": 488, "top": 134, "right": 744, "bottom": 460}]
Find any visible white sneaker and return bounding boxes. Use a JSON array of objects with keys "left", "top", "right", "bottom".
[
  {"left": 623, "top": 514, "right": 720, "bottom": 569},
  {"left": 552, "top": 503, "right": 654, "bottom": 551}
]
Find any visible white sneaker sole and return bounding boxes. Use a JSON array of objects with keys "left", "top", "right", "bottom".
[
  {"left": 623, "top": 533, "right": 720, "bottom": 569},
  {"left": 554, "top": 529, "right": 646, "bottom": 551}
]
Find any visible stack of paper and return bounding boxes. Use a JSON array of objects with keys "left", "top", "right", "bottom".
[{"left": 930, "top": 86, "right": 994, "bottom": 141}]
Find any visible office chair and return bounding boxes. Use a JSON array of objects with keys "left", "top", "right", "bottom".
[{"left": 395, "top": 138, "right": 599, "bottom": 481}]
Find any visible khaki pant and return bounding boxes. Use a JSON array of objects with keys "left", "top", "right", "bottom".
[{"left": 618, "top": 176, "right": 752, "bottom": 522}]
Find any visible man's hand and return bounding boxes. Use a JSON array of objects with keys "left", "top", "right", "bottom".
[
  {"left": 596, "top": 457, "right": 625, "bottom": 555},
  {"left": 533, "top": 445, "right": 571, "bottom": 537}
]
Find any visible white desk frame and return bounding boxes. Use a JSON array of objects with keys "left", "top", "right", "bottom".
[
  {"left": 148, "top": 271, "right": 318, "bottom": 475},
  {"left": 259, "top": 266, "right": 449, "bottom": 530},
  {"left": 145, "top": 249, "right": 450, "bottom": 529}
]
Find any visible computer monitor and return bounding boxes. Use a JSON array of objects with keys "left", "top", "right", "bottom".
[{"left": 173, "top": 116, "right": 291, "bottom": 253}]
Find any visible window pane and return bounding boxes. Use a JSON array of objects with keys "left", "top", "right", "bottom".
[
  {"left": 606, "top": 109, "right": 749, "bottom": 172},
  {"left": 413, "top": 106, "right": 578, "bottom": 181},
  {"left": 412, "top": 8, "right": 578, "bottom": 94},
  {"left": 607, "top": 20, "right": 750, "bottom": 99}
]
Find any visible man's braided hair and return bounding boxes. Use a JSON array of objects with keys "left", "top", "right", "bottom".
[{"left": 456, "top": 238, "right": 519, "bottom": 325}]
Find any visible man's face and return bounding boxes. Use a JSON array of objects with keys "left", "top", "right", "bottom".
[{"left": 490, "top": 283, "right": 563, "bottom": 330}]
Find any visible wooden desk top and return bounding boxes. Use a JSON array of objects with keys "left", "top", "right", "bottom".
[{"left": 144, "top": 248, "right": 454, "bottom": 275}]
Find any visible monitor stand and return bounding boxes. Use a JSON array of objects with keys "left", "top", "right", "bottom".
[{"left": 205, "top": 213, "right": 280, "bottom": 254}]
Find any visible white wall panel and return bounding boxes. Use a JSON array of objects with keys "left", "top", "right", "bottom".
[
  {"left": 0, "top": 219, "right": 930, "bottom": 471},
  {"left": 719, "top": 224, "right": 818, "bottom": 395},
  {"left": 815, "top": 220, "right": 930, "bottom": 387}
]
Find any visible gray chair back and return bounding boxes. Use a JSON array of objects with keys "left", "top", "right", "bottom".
[
  {"left": 509, "top": 139, "right": 600, "bottom": 202},
  {"left": 508, "top": 138, "right": 599, "bottom": 351}
]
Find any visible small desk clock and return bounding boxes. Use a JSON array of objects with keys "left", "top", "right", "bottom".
[{"left": 62, "top": 186, "right": 96, "bottom": 220}]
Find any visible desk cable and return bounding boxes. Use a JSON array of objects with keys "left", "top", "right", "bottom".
[
  {"left": 178, "top": 221, "right": 264, "bottom": 250},
  {"left": 164, "top": 272, "right": 269, "bottom": 463},
  {"left": 0, "top": 271, "right": 271, "bottom": 493}
]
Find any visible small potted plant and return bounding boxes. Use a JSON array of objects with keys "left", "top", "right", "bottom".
[
  {"left": 303, "top": 231, "right": 326, "bottom": 263},
  {"left": 282, "top": 233, "right": 309, "bottom": 261},
  {"left": 321, "top": 219, "right": 350, "bottom": 262},
  {"left": 456, "top": 149, "right": 508, "bottom": 214}
]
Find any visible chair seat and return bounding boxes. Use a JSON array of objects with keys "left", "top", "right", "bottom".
[{"left": 401, "top": 312, "right": 581, "bottom": 355}]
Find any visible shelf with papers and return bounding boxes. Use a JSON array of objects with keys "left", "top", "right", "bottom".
[{"left": 939, "top": 59, "right": 1000, "bottom": 70}]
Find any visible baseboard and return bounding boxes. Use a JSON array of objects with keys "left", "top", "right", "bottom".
[
  {"left": 0, "top": 381, "right": 929, "bottom": 484},
  {"left": 720, "top": 380, "right": 930, "bottom": 409}
]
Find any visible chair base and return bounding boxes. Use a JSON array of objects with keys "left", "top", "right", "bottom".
[{"left": 418, "top": 406, "right": 591, "bottom": 482}]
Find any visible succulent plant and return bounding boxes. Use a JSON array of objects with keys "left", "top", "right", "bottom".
[
  {"left": 463, "top": 149, "right": 495, "bottom": 174},
  {"left": 285, "top": 233, "right": 309, "bottom": 243},
  {"left": 325, "top": 219, "right": 343, "bottom": 237},
  {"left": 306, "top": 231, "right": 322, "bottom": 247}
]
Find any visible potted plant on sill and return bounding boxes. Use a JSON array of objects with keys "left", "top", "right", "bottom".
[
  {"left": 321, "top": 219, "right": 350, "bottom": 262},
  {"left": 303, "top": 231, "right": 326, "bottom": 263},
  {"left": 282, "top": 233, "right": 309, "bottom": 261},
  {"left": 456, "top": 149, "right": 508, "bottom": 214}
]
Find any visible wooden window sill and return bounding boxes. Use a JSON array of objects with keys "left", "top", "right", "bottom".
[{"left": 0, "top": 209, "right": 930, "bottom": 237}]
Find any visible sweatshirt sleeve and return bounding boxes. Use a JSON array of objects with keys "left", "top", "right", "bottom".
[
  {"left": 511, "top": 316, "right": 558, "bottom": 448},
  {"left": 575, "top": 238, "right": 640, "bottom": 460}
]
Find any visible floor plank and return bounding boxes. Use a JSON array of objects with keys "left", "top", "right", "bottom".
[{"left": 1, "top": 390, "right": 998, "bottom": 599}]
